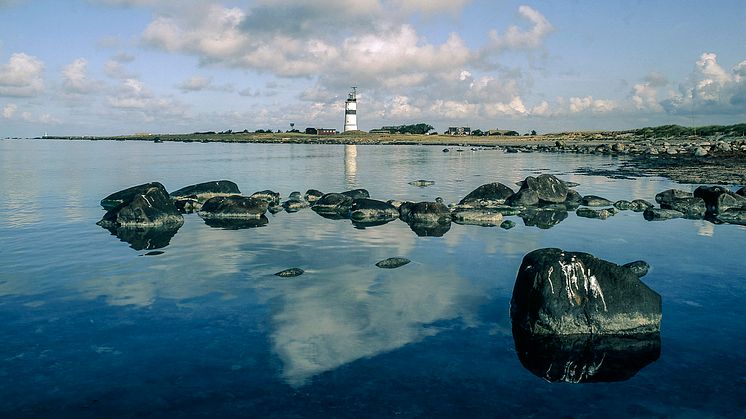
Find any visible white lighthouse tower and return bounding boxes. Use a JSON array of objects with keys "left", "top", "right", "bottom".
[{"left": 343, "top": 87, "right": 358, "bottom": 132}]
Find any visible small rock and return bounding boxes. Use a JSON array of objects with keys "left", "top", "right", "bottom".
[
  {"left": 500, "top": 220, "right": 516, "bottom": 229},
  {"left": 576, "top": 207, "right": 613, "bottom": 219},
  {"left": 409, "top": 180, "right": 435, "bottom": 187},
  {"left": 304, "top": 189, "right": 324, "bottom": 203},
  {"left": 274, "top": 268, "right": 304, "bottom": 277},
  {"left": 375, "top": 257, "right": 411, "bottom": 269},
  {"left": 643, "top": 208, "right": 684, "bottom": 221},
  {"left": 693, "top": 147, "right": 709, "bottom": 157},
  {"left": 630, "top": 199, "right": 654, "bottom": 212},
  {"left": 614, "top": 200, "right": 632, "bottom": 211},
  {"left": 581, "top": 195, "right": 613, "bottom": 207}
]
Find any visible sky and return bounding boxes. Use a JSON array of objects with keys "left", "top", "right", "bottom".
[{"left": 0, "top": 0, "right": 745, "bottom": 137}]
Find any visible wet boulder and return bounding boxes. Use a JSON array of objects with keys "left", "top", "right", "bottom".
[
  {"left": 283, "top": 198, "right": 309, "bottom": 212},
  {"left": 576, "top": 207, "right": 614, "bottom": 219},
  {"left": 506, "top": 189, "right": 540, "bottom": 207},
  {"left": 399, "top": 201, "right": 452, "bottom": 224},
  {"left": 100, "top": 182, "right": 165, "bottom": 210},
  {"left": 643, "top": 207, "right": 684, "bottom": 221},
  {"left": 304, "top": 189, "right": 324, "bottom": 203},
  {"left": 198, "top": 195, "right": 269, "bottom": 219},
  {"left": 581, "top": 195, "right": 613, "bottom": 207},
  {"left": 518, "top": 174, "right": 569, "bottom": 204},
  {"left": 630, "top": 199, "right": 654, "bottom": 212},
  {"left": 312, "top": 193, "right": 354, "bottom": 214},
  {"left": 451, "top": 209, "right": 504, "bottom": 226},
  {"left": 564, "top": 189, "right": 583, "bottom": 206},
  {"left": 510, "top": 248, "right": 662, "bottom": 335},
  {"left": 170, "top": 180, "right": 240, "bottom": 202},
  {"left": 250, "top": 190, "right": 281, "bottom": 206},
  {"left": 458, "top": 182, "right": 515, "bottom": 208},
  {"left": 350, "top": 198, "right": 398, "bottom": 223},
  {"left": 693, "top": 186, "right": 746, "bottom": 214},
  {"left": 659, "top": 197, "right": 706, "bottom": 218},
  {"left": 341, "top": 188, "right": 370, "bottom": 200},
  {"left": 98, "top": 183, "right": 183, "bottom": 228},
  {"left": 655, "top": 189, "right": 692, "bottom": 206},
  {"left": 409, "top": 180, "right": 435, "bottom": 187}
]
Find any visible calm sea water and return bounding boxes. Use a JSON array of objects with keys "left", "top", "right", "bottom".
[{"left": 1, "top": 139, "right": 744, "bottom": 418}]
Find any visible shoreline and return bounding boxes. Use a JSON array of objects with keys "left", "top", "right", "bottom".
[{"left": 21, "top": 131, "right": 746, "bottom": 185}]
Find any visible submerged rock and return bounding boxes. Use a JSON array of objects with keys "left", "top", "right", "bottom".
[
  {"left": 716, "top": 208, "right": 746, "bottom": 225},
  {"left": 250, "top": 190, "right": 281, "bottom": 206},
  {"left": 500, "top": 220, "right": 516, "bottom": 229},
  {"left": 581, "top": 195, "right": 613, "bottom": 207},
  {"left": 576, "top": 207, "right": 614, "bottom": 219},
  {"left": 458, "top": 182, "right": 515, "bottom": 208},
  {"left": 375, "top": 257, "right": 411, "bottom": 269},
  {"left": 451, "top": 209, "right": 504, "bottom": 226},
  {"left": 350, "top": 199, "right": 398, "bottom": 223},
  {"left": 660, "top": 197, "right": 706, "bottom": 218},
  {"left": 203, "top": 215, "right": 268, "bottom": 230},
  {"left": 170, "top": 180, "right": 240, "bottom": 202},
  {"left": 100, "top": 182, "right": 165, "bottom": 210},
  {"left": 655, "top": 189, "right": 692, "bottom": 206},
  {"left": 312, "top": 193, "right": 354, "bottom": 214},
  {"left": 409, "top": 180, "right": 435, "bottom": 187},
  {"left": 341, "top": 188, "right": 370, "bottom": 200},
  {"left": 643, "top": 207, "right": 684, "bottom": 221},
  {"left": 510, "top": 248, "right": 662, "bottom": 335},
  {"left": 98, "top": 183, "right": 183, "bottom": 228},
  {"left": 199, "top": 195, "right": 269, "bottom": 219},
  {"left": 274, "top": 268, "right": 304, "bottom": 278},
  {"left": 513, "top": 328, "right": 661, "bottom": 383}
]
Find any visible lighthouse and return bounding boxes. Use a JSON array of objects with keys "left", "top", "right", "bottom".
[{"left": 343, "top": 87, "right": 358, "bottom": 132}]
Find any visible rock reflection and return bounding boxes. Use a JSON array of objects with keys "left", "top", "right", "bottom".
[
  {"left": 513, "top": 328, "right": 661, "bottom": 383},
  {"left": 519, "top": 207, "right": 568, "bottom": 229},
  {"left": 352, "top": 219, "right": 395, "bottom": 229},
  {"left": 407, "top": 220, "right": 452, "bottom": 237},
  {"left": 101, "top": 224, "right": 181, "bottom": 251},
  {"left": 203, "top": 215, "right": 269, "bottom": 230}
]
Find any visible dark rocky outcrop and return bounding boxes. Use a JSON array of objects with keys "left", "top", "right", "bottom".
[
  {"left": 506, "top": 189, "right": 539, "bottom": 207},
  {"left": 581, "top": 195, "right": 613, "bottom": 207},
  {"left": 511, "top": 248, "right": 662, "bottom": 335},
  {"left": 517, "top": 174, "right": 570, "bottom": 204},
  {"left": 643, "top": 207, "right": 684, "bottom": 221},
  {"left": 576, "top": 207, "right": 614, "bottom": 219},
  {"left": 458, "top": 182, "right": 515, "bottom": 208},
  {"left": 312, "top": 193, "right": 354, "bottom": 214},
  {"left": 100, "top": 182, "right": 165, "bottom": 210},
  {"left": 250, "top": 190, "right": 281, "bottom": 206},
  {"left": 349, "top": 199, "right": 398, "bottom": 223},
  {"left": 198, "top": 195, "right": 269, "bottom": 219},
  {"left": 737, "top": 187, "right": 746, "bottom": 197},
  {"left": 275, "top": 268, "right": 304, "bottom": 278},
  {"left": 203, "top": 215, "right": 269, "bottom": 230},
  {"left": 654, "top": 189, "right": 692, "bottom": 206},
  {"left": 519, "top": 208, "right": 568, "bottom": 229},
  {"left": 174, "top": 197, "right": 201, "bottom": 213},
  {"left": 630, "top": 199, "right": 654, "bottom": 212},
  {"left": 170, "top": 180, "right": 240, "bottom": 202},
  {"left": 98, "top": 183, "right": 183, "bottom": 228},
  {"left": 693, "top": 186, "right": 746, "bottom": 214},
  {"left": 341, "top": 188, "right": 370, "bottom": 200},
  {"left": 375, "top": 257, "right": 411, "bottom": 269},
  {"left": 659, "top": 197, "right": 706, "bottom": 218},
  {"left": 282, "top": 198, "right": 309, "bottom": 212},
  {"left": 399, "top": 201, "right": 452, "bottom": 224},
  {"left": 304, "top": 189, "right": 324, "bottom": 203},
  {"left": 513, "top": 328, "right": 661, "bottom": 383},
  {"left": 451, "top": 209, "right": 504, "bottom": 226}
]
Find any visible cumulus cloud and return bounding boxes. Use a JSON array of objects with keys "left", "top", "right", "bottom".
[
  {"left": 2, "top": 103, "right": 17, "bottom": 118},
  {"left": 0, "top": 53, "right": 44, "bottom": 97},
  {"left": 661, "top": 52, "right": 746, "bottom": 115},
  {"left": 62, "top": 58, "right": 98, "bottom": 94},
  {"left": 107, "top": 77, "right": 188, "bottom": 122},
  {"left": 104, "top": 53, "right": 136, "bottom": 79},
  {"left": 487, "top": 5, "right": 553, "bottom": 51},
  {"left": 569, "top": 96, "right": 617, "bottom": 113}
]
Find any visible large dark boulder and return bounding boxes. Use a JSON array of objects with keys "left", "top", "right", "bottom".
[
  {"left": 170, "top": 180, "right": 240, "bottom": 201},
  {"left": 518, "top": 175, "right": 569, "bottom": 204},
  {"left": 341, "top": 188, "right": 370, "bottom": 200},
  {"left": 458, "top": 182, "right": 515, "bottom": 207},
  {"left": 98, "top": 183, "right": 183, "bottom": 228},
  {"left": 716, "top": 208, "right": 746, "bottom": 225},
  {"left": 399, "top": 201, "right": 451, "bottom": 224},
  {"left": 304, "top": 189, "right": 324, "bottom": 203},
  {"left": 693, "top": 186, "right": 746, "bottom": 214},
  {"left": 100, "top": 182, "right": 165, "bottom": 210},
  {"left": 513, "top": 328, "right": 660, "bottom": 383},
  {"left": 510, "top": 248, "right": 662, "bottom": 335},
  {"left": 655, "top": 189, "right": 692, "bottom": 206},
  {"left": 506, "top": 189, "right": 539, "bottom": 207},
  {"left": 643, "top": 207, "right": 684, "bottom": 221},
  {"left": 350, "top": 199, "right": 398, "bottom": 223},
  {"left": 660, "top": 197, "right": 706, "bottom": 218},
  {"left": 312, "top": 193, "right": 354, "bottom": 214},
  {"left": 198, "top": 195, "right": 269, "bottom": 219}
]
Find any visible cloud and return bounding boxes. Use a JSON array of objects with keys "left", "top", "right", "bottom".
[
  {"left": 569, "top": 96, "right": 617, "bottom": 113},
  {"left": 104, "top": 53, "right": 137, "bottom": 79},
  {"left": 487, "top": 5, "right": 553, "bottom": 51},
  {"left": 107, "top": 77, "right": 188, "bottom": 122},
  {"left": 177, "top": 75, "right": 212, "bottom": 92},
  {"left": 661, "top": 52, "right": 746, "bottom": 115},
  {"left": 2, "top": 103, "right": 16, "bottom": 118},
  {"left": 0, "top": 53, "right": 44, "bottom": 97},
  {"left": 62, "top": 58, "right": 97, "bottom": 94}
]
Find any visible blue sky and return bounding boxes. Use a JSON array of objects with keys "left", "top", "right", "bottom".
[{"left": 1, "top": 0, "right": 744, "bottom": 136}]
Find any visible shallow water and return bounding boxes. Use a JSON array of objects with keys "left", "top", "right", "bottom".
[{"left": 1, "top": 139, "right": 744, "bottom": 417}]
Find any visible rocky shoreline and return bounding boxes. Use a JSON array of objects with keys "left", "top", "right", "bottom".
[{"left": 42, "top": 131, "right": 746, "bottom": 185}]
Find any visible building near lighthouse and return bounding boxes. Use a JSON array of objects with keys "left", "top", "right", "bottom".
[{"left": 343, "top": 87, "right": 358, "bottom": 132}]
